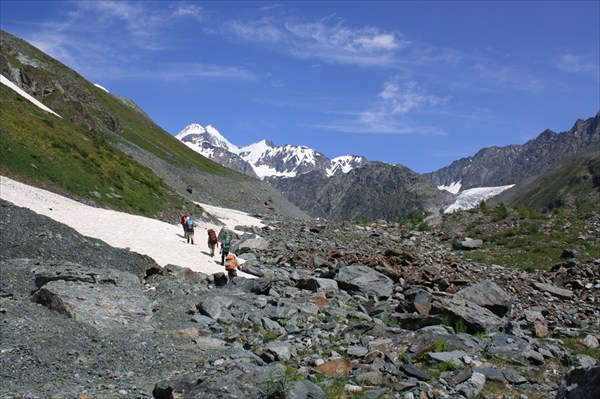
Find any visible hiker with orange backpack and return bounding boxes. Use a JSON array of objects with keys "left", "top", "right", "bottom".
[
  {"left": 207, "top": 228, "right": 218, "bottom": 257},
  {"left": 224, "top": 252, "right": 240, "bottom": 282}
]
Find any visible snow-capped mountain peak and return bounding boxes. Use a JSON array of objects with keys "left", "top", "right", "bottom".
[
  {"left": 327, "top": 155, "right": 366, "bottom": 177},
  {"left": 176, "top": 123, "right": 239, "bottom": 154},
  {"left": 175, "top": 123, "right": 366, "bottom": 180}
]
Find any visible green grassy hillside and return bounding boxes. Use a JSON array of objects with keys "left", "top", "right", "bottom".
[
  {"left": 508, "top": 150, "right": 600, "bottom": 211},
  {"left": 0, "top": 30, "right": 236, "bottom": 219}
]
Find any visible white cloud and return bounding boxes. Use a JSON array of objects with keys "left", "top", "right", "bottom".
[
  {"left": 556, "top": 52, "right": 597, "bottom": 74},
  {"left": 379, "top": 80, "right": 450, "bottom": 114},
  {"left": 310, "top": 78, "right": 450, "bottom": 136},
  {"left": 220, "top": 16, "right": 408, "bottom": 66}
]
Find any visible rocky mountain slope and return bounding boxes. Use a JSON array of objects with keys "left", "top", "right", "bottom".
[
  {"left": 271, "top": 162, "right": 454, "bottom": 221},
  {"left": 425, "top": 112, "right": 600, "bottom": 191},
  {"left": 1, "top": 195, "right": 598, "bottom": 398},
  {"left": 489, "top": 149, "right": 600, "bottom": 211}
]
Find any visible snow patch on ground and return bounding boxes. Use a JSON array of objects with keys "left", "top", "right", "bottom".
[
  {"left": 0, "top": 176, "right": 263, "bottom": 277},
  {"left": 1, "top": 74, "right": 62, "bottom": 118}
]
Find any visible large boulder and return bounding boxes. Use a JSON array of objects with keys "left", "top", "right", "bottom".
[
  {"left": 455, "top": 280, "right": 512, "bottom": 318},
  {"left": 335, "top": 265, "right": 394, "bottom": 299},
  {"left": 31, "top": 279, "right": 154, "bottom": 331},
  {"left": 555, "top": 366, "right": 600, "bottom": 399},
  {"left": 432, "top": 297, "right": 506, "bottom": 334},
  {"left": 231, "top": 233, "right": 269, "bottom": 254}
]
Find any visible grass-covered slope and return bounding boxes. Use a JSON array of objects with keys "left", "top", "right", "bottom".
[
  {"left": 505, "top": 150, "right": 600, "bottom": 211},
  {"left": 0, "top": 30, "right": 234, "bottom": 218},
  {"left": 441, "top": 201, "right": 599, "bottom": 271},
  {"left": 0, "top": 85, "right": 180, "bottom": 216}
]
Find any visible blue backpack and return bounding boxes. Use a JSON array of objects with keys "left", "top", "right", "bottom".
[{"left": 186, "top": 219, "right": 194, "bottom": 232}]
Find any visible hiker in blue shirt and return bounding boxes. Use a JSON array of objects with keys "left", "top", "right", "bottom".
[{"left": 185, "top": 218, "right": 196, "bottom": 244}]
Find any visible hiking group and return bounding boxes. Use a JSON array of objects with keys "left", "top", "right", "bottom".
[{"left": 180, "top": 212, "right": 240, "bottom": 282}]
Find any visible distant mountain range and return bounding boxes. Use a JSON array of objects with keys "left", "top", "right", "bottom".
[
  {"left": 175, "top": 123, "right": 452, "bottom": 220},
  {"left": 175, "top": 113, "right": 599, "bottom": 219},
  {"left": 176, "top": 123, "right": 366, "bottom": 180}
]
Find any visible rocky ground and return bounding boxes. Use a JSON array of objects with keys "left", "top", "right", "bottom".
[{"left": 1, "top": 198, "right": 599, "bottom": 399}]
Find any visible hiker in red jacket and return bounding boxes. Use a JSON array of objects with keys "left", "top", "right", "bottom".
[
  {"left": 207, "top": 228, "right": 218, "bottom": 257},
  {"left": 180, "top": 213, "right": 188, "bottom": 236}
]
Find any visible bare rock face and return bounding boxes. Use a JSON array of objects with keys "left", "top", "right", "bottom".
[
  {"left": 455, "top": 279, "right": 512, "bottom": 318},
  {"left": 555, "top": 366, "right": 600, "bottom": 399},
  {"left": 335, "top": 265, "right": 394, "bottom": 299},
  {"left": 31, "top": 263, "right": 154, "bottom": 331}
]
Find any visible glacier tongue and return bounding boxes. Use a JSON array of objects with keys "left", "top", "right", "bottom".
[{"left": 444, "top": 185, "right": 515, "bottom": 213}]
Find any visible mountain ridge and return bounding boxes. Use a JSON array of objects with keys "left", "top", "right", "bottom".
[
  {"left": 176, "top": 123, "right": 366, "bottom": 179},
  {"left": 425, "top": 112, "right": 600, "bottom": 191}
]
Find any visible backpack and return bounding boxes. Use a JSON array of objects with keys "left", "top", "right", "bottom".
[
  {"left": 222, "top": 236, "right": 231, "bottom": 252},
  {"left": 207, "top": 229, "right": 217, "bottom": 244},
  {"left": 186, "top": 219, "right": 194, "bottom": 232},
  {"left": 225, "top": 254, "right": 237, "bottom": 271}
]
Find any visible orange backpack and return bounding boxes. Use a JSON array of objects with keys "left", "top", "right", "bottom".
[{"left": 225, "top": 254, "right": 238, "bottom": 271}]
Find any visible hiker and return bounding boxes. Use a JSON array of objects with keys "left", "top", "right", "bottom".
[
  {"left": 180, "top": 213, "right": 189, "bottom": 236},
  {"left": 207, "top": 228, "right": 218, "bottom": 257},
  {"left": 220, "top": 231, "right": 233, "bottom": 265},
  {"left": 185, "top": 217, "right": 196, "bottom": 244},
  {"left": 224, "top": 252, "right": 240, "bottom": 282}
]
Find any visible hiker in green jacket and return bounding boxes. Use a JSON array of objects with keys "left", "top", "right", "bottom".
[{"left": 220, "top": 231, "right": 232, "bottom": 265}]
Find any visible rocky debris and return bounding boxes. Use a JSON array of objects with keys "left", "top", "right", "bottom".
[
  {"left": 555, "top": 366, "right": 600, "bottom": 399},
  {"left": 1, "top": 200, "right": 599, "bottom": 398}
]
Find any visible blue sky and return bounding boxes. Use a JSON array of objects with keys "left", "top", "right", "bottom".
[{"left": 1, "top": 1, "right": 598, "bottom": 173}]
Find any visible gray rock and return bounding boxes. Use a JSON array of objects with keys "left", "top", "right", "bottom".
[
  {"left": 231, "top": 233, "right": 269, "bottom": 254},
  {"left": 335, "top": 265, "right": 394, "bottom": 299},
  {"left": 287, "top": 380, "right": 327, "bottom": 399},
  {"left": 456, "top": 371, "right": 486, "bottom": 398},
  {"left": 263, "top": 341, "right": 292, "bottom": 361},
  {"left": 503, "top": 368, "right": 527, "bottom": 384},
  {"left": 473, "top": 367, "right": 505, "bottom": 381},
  {"left": 428, "top": 350, "right": 467, "bottom": 366},
  {"left": 34, "top": 262, "right": 141, "bottom": 288},
  {"left": 455, "top": 279, "right": 512, "bottom": 318},
  {"left": 197, "top": 295, "right": 234, "bottom": 321},
  {"left": 452, "top": 239, "right": 483, "bottom": 250},
  {"left": 191, "top": 314, "right": 216, "bottom": 326},
  {"left": 432, "top": 297, "right": 506, "bottom": 334},
  {"left": 31, "top": 280, "right": 153, "bottom": 331},
  {"left": 299, "top": 277, "right": 339, "bottom": 292},
  {"left": 487, "top": 333, "right": 530, "bottom": 359},
  {"left": 532, "top": 282, "right": 573, "bottom": 299},
  {"left": 555, "top": 366, "right": 600, "bottom": 399}
]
